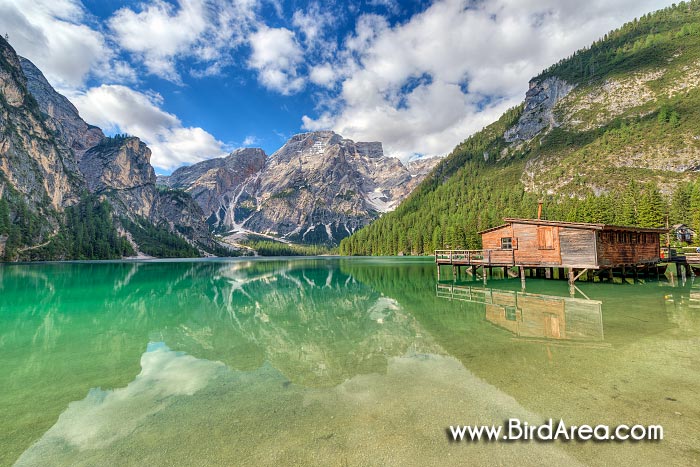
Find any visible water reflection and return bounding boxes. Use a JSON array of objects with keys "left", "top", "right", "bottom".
[
  {"left": 436, "top": 283, "right": 605, "bottom": 342},
  {"left": 1, "top": 259, "right": 699, "bottom": 466}
]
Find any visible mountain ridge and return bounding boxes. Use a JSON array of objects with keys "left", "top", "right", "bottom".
[{"left": 159, "top": 130, "right": 439, "bottom": 245}]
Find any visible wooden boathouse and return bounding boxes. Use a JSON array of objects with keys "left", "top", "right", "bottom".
[{"left": 436, "top": 218, "right": 668, "bottom": 285}]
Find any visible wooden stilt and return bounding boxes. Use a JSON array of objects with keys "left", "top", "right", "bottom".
[{"left": 520, "top": 266, "right": 526, "bottom": 290}]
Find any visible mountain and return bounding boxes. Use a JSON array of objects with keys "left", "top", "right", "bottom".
[
  {"left": 0, "top": 36, "right": 224, "bottom": 260},
  {"left": 341, "top": 2, "right": 700, "bottom": 255},
  {"left": 159, "top": 131, "right": 438, "bottom": 245}
]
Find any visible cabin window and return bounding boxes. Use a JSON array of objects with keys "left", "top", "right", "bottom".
[
  {"left": 537, "top": 226, "right": 555, "bottom": 250},
  {"left": 501, "top": 237, "right": 513, "bottom": 250},
  {"left": 505, "top": 307, "right": 517, "bottom": 321}
]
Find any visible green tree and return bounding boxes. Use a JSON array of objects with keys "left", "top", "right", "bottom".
[{"left": 637, "top": 184, "right": 666, "bottom": 227}]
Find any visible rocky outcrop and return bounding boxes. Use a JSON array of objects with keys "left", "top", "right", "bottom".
[
  {"left": 82, "top": 136, "right": 216, "bottom": 251},
  {"left": 504, "top": 77, "right": 574, "bottom": 142},
  {"left": 81, "top": 137, "right": 157, "bottom": 218},
  {"left": 163, "top": 131, "right": 439, "bottom": 245},
  {"left": 0, "top": 36, "right": 82, "bottom": 235},
  {"left": 158, "top": 148, "right": 267, "bottom": 226},
  {"left": 19, "top": 57, "right": 104, "bottom": 160}
]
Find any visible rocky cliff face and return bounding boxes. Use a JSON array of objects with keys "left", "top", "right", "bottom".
[
  {"left": 19, "top": 57, "right": 104, "bottom": 160},
  {"left": 0, "top": 36, "right": 219, "bottom": 258},
  {"left": 159, "top": 147, "right": 267, "bottom": 226},
  {"left": 0, "top": 36, "right": 82, "bottom": 240},
  {"left": 162, "top": 131, "right": 438, "bottom": 245},
  {"left": 80, "top": 137, "right": 216, "bottom": 251},
  {"left": 81, "top": 137, "right": 157, "bottom": 218},
  {"left": 504, "top": 77, "right": 574, "bottom": 143}
]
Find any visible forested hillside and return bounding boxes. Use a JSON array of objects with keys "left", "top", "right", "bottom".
[{"left": 340, "top": 1, "right": 700, "bottom": 256}]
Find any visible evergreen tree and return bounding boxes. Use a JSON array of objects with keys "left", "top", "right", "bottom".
[{"left": 637, "top": 184, "right": 666, "bottom": 227}]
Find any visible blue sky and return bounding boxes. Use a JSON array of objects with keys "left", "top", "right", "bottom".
[{"left": 0, "top": 0, "right": 676, "bottom": 173}]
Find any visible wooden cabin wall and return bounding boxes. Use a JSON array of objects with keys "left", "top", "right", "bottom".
[
  {"left": 481, "top": 226, "right": 512, "bottom": 249},
  {"left": 559, "top": 228, "right": 598, "bottom": 268},
  {"left": 512, "top": 224, "right": 562, "bottom": 266},
  {"left": 596, "top": 232, "right": 660, "bottom": 266}
]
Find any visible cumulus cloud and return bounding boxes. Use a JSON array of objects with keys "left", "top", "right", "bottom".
[
  {"left": 108, "top": 0, "right": 258, "bottom": 82},
  {"left": 302, "top": 0, "right": 676, "bottom": 161},
  {"left": 248, "top": 25, "right": 305, "bottom": 94},
  {"left": 0, "top": 0, "right": 134, "bottom": 89},
  {"left": 70, "top": 85, "right": 226, "bottom": 170}
]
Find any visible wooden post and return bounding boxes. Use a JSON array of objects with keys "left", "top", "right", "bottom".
[
  {"left": 633, "top": 266, "right": 639, "bottom": 283},
  {"left": 437, "top": 264, "right": 441, "bottom": 280},
  {"left": 621, "top": 266, "right": 626, "bottom": 284},
  {"left": 568, "top": 269, "right": 575, "bottom": 286},
  {"left": 681, "top": 263, "right": 687, "bottom": 282},
  {"left": 545, "top": 268, "right": 552, "bottom": 279},
  {"left": 453, "top": 265, "right": 457, "bottom": 281},
  {"left": 520, "top": 266, "right": 526, "bottom": 290}
]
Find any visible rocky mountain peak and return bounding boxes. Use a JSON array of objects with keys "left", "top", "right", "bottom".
[{"left": 162, "top": 130, "right": 439, "bottom": 245}]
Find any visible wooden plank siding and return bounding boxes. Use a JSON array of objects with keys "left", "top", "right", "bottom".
[
  {"left": 481, "top": 225, "right": 512, "bottom": 250},
  {"left": 596, "top": 231, "right": 660, "bottom": 266},
  {"left": 559, "top": 228, "right": 598, "bottom": 268},
  {"left": 512, "top": 223, "right": 562, "bottom": 266}
]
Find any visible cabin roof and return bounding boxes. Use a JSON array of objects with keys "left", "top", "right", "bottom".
[
  {"left": 477, "top": 224, "right": 509, "bottom": 234},
  {"left": 478, "top": 218, "right": 668, "bottom": 235}
]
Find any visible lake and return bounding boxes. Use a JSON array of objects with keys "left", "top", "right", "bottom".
[{"left": 1, "top": 257, "right": 698, "bottom": 466}]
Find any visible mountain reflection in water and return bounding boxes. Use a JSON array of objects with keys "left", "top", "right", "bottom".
[{"left": 1, "top": 258, "right": 698, "bottom": 466}]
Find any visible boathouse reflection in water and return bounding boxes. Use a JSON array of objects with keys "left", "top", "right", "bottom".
[{"left": 436, "top": 283, "right": 604, "bottom": 342}]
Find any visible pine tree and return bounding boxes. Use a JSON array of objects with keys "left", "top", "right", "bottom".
[{"left": 637, "top": 184, "right": 665, "bottom": 227}]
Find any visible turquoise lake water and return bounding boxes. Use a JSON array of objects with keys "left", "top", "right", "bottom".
[{"left": 1, "top": 257, "right": 698, "bottom": 466}]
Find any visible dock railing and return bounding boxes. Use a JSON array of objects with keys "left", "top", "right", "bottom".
[{"left": 435, "top": 249, "right": 515, "bottom": 266}]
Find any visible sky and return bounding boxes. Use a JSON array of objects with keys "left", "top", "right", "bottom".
[{"left": 0, "top": 0, "right": 677, "bottom": 174}]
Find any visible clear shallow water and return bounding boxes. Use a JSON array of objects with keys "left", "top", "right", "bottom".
[{"left": 0, "top": 257, "right": 698, "bottom": 466}]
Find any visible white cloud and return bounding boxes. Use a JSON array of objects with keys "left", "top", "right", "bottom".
[
  {"left": 108, "top": 0, "right": 258, "bottom": 82},
  {"left": 248, "top": 25, "right": 304, "bottom": 94},
  {"left": 0, "top": 0, "right": 134, "bottom": 89},
  {"left": 291, "top": 2, "right": 337, "bottom": 57},
  {"left": 303, "top": 0, "right": 677, "bottom": 161},
  {"left": 70, "top": 85, "right": 226, "bottom": 170},
  {"left": 309, "top": 64, "right": 337, "bottom": 88},
  {"left": 242, "top": 135, "right": 259, "bottom": 146}
]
